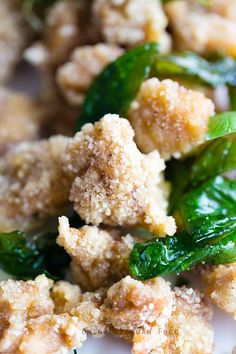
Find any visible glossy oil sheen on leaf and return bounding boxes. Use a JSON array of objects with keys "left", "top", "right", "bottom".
[
  {"left": 206, "top": 112, "right": 236, "bottom": 140},
  {"left": 75, "top": 43, "right": 159, "bottom": 131}
]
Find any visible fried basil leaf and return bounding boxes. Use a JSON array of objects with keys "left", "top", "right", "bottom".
[
  {"left": 76, "top": 43, "right": 159, "bottom": 130},
  {"left": 0, "top": 230, "right": 70, "bottom": 279},
  {"left": 206, "top": 112, "right": 236, "bottom": 140},
  {"left": 154, "top": 52, "right": 236, "bottom": 87},
  {"left": 190, "top": 137, "right": 236, "bottom": 183}
]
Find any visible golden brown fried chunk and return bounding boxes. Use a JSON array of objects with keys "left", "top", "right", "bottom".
[
  {"left": 0, "top": 0, "right": 29, "bottom": 83},
  {"left": 101, "top": 276, "right": 214, "bottom": 354},
  {"left": 129, "top": 78, "right": 215, "bottom": 159},
  {"left": 0, "top": 88, "right": 42, "bottom": 155},
  {"left": 0, "top": 136, "right": 71, "bottom": 232},
  {"left": 63, "top": 114, "right": 176, "bottom": 236},
  {"left": 162, "top": 287, "right": 214, "bottom": 354},
  {"left": 25, "top": 0, "right": 98, "bottom": 68},
  {"left": 57, "top": 44, "right": 124, "bottom": 106},
  {"left": 92, "top": 0, "right": 170, "bottom": 50},
  {"left": 0, "top": 275, "right": 87, "bottom": 354},
  {"left": 165, "top": 0, "right": 236, "bottom": 57},
  {"left": 52, "top": 280, "right": 106, "bottom": 336},
  {"left": 57, "top": 216, "right": 137, "bottom": 291},
  {"left": 209, "top": 0, "right": 236, "bottom": 21},
  {"left": 204, "top": 263, "right": 236, "bottom": 319}
]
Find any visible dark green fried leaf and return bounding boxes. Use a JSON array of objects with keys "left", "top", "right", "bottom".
[
  {"left": 0, "top": 230, "right": 70, "bottom": 279},
  {"left": 153, "top": 52, "right": 236, "bottom": 87},
  {"left": 75, "top": 43, "right": 159, "bottom": 131}
]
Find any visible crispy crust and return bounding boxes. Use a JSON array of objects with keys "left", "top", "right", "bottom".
[
  {"left": 129, "top": 78, "right": 215, "bottom": 159},
  {"left": 57, "top": 44, "right": 124, "bottom": 106},
  {"left": 0, "top": 136, "right": 71, "bottom": 232},
  {"left": 63, "top": 114, "right": 176, "bottom": 236},
  {"left": 57, "top": 216, "right": 138, "bottom": 291},
  {"left": 165, "top": 0, "right": 236, "bottom": 57},
  {"left": 204, "top": 263, "right": 236, "bottom": 319},
  {"left": 92, "top": 0, "right": 169, "bottom": 49}
]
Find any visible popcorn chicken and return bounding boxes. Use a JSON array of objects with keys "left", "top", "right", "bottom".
[
  {"left": 0, "top": 0, "right": 29, "bottom": 83},
  {"left": 128, "top": 78, "right": 215, "bottom": 159},
  {"left": 52, "top": 280, "right": 106, "bottom": 336},
  {"left": 165, "top": 0, "right": 236, "bottom": 57},
  {"left": 57, "top": 44, "right": 124, "bottom": 106},
  {"left": 204, "top": 263, "right": 236, "bottom": 319},
  {"left": 162, "top": 287, "right": 214, "bottom": 354},
  {"left": 63, "top": 114, "right": 176, "bottom": 236},
  {"left": 209, "top": 0, "right": 236, "bottom": 21},
  {"left": 92, "top": 0, "right": 170, "bottom": 50},
  {"left": 0, "top": 136, "right": 71, "bottom": 232},
  {"left": 25, "top": 0, "right": 98, "bottom": 68},
  {"left": 101, "top": 276, "right": 214, "bottom": 354},
  {"left": 0, "top": 88, "right": 42, "bottom": 155},
  {"left": 57, "top": 216, "right": 138, "bottom": 291},
  {"left": 0, "top": 275, "right": 87, "bottom": 354}
]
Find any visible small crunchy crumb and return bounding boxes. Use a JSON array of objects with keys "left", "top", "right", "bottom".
[
  {"left": 92, "top": 0, "right": 170, "bottom": 49},
  {"left": 57, "top": 216, "right": 138, "bottom": 291},
  {"left": 165, "top": 0, "right": 236, "bottom": 57},
  {"left": 63, "top": 114, "right": 176, "bottom": 236},
  {"left": 129, "top": 78, "right": 215, "bottom": 159},
  {"left": 0, "top": 0, "right": 30, "bottom": 83},
  {"left": 0, "top": 136, "right": 71, "bottom": 232},
  {"left": 0, "top": 275, "right": 87, "bottom": 354},
  {"left": 204, "top": 263, "right": 236, "bottom": 319},
  {"left": 0, "top": 88, "right": 41, "bottom": 155},
  {"left": 57, "top": 43, "right": 124, "bottom": 106}
]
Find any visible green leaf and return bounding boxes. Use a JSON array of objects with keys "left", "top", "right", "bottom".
[
  {"left": 129, "top": 229, "right": 236, "bottom": 279},
  {"left": 76, "top": 43, "right": 159, "bottom": 131},
  {"left": 206, "top": 112, "right": 236, "bottom": 140},
  {"left": 153, "top": 52, "right": 236, "bottom": 87},
  {"left": 190, "top": 137, "right": 236, "bottom": 183},
  {"left": 177, "top": 176, "right": 236, "bottom": 244},
  {"left": 129, "top": 176, "right": 236, "bottom": 279},
  {"left": 0, "top": 231, "right": 70, "bottom": 279}
]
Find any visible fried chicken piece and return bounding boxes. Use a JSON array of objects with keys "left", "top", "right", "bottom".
[
  {"left": 165, "top": 0, "right": 236, "bottom": 57},
  {"left": 162, "top": 287, "right": 214, "bottom": 354},
  {"left": 0, "top": 88, "right": 42, "bottom": 155},
  {"left": 102, "top": 276, "right": 214, "bottom": 354},
  {"left": 0, "top": 275, "right": 87, "bottom": 354},
  {"left": 57, "top": 216, "right": 138, "bottom": 291},
  {"left": 0, "top": 136, "right": 71, "bottom": 232},
  {"left": 204, "top": 263, "right": 236, "bottom": 319},
  {"left": 52, "top": 280, "right": 106, "bottom": 336},
  {"left": 57, "top": 44, "right": 124, "bottom": 106},
  {"left": 92, "top": 0, "right": 170, "bottom": 50},
  {"left": 0, "top": 0, "right": 30, "bottom": 83},
  {"left": 63, "top": 114, "right": 176, "bottom": 236},
  {"left": 25, "top": 0, "right": 98, "bottom": 68},
  {"left": 128, "top": 78, "right": 215, "bottom": 159},
  {"left": 209, "top": 0, "right": 236, "bottom": 21}
]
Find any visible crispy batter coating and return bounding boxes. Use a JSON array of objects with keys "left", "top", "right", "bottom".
[
  {"left": 204, "top": 263, "right": 236, "bottom": 319},
  {"left": 0, "top": 0, "right": 29, "bottom": 83},
  {"left": 52, "top": 280, "right": 106, "bottom": 336},
  {"left": 57, "top": 216, "right": 138, "bottom": 291},
  {"left": 92, "top": 0, "right": 170, "bottom": 49},
  {"left": 25, "top": 0, "right": 98, "bottom": 68},
  {"left": 0, "top": 275, "right": 87, "bottom": 354},
  {"left": 57, "top": 44, "right": 124, "bottom": 106},
  {"left": 165, "top": 0, "right": 236, "bottom": 57},
  {"left": 101, "top": 276, "right": 214, "bottom": 354},
  {"left": 209, "top": 0, "right": 236, "bottom": 21},
  {"left": 162, "top": 287, "right": 214, "bottom": 354},
  {"left": 129, "top": 78, "right": 215, "bottom": 159},
  {"left": 63, "top": 114, "right": 176, "bottom": 236},
  {"left": 0, "top": 88, "right": 42, "bottom": 155},
  {"left": 0, "top": 136, "right": 71, "bottom": 232}
]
